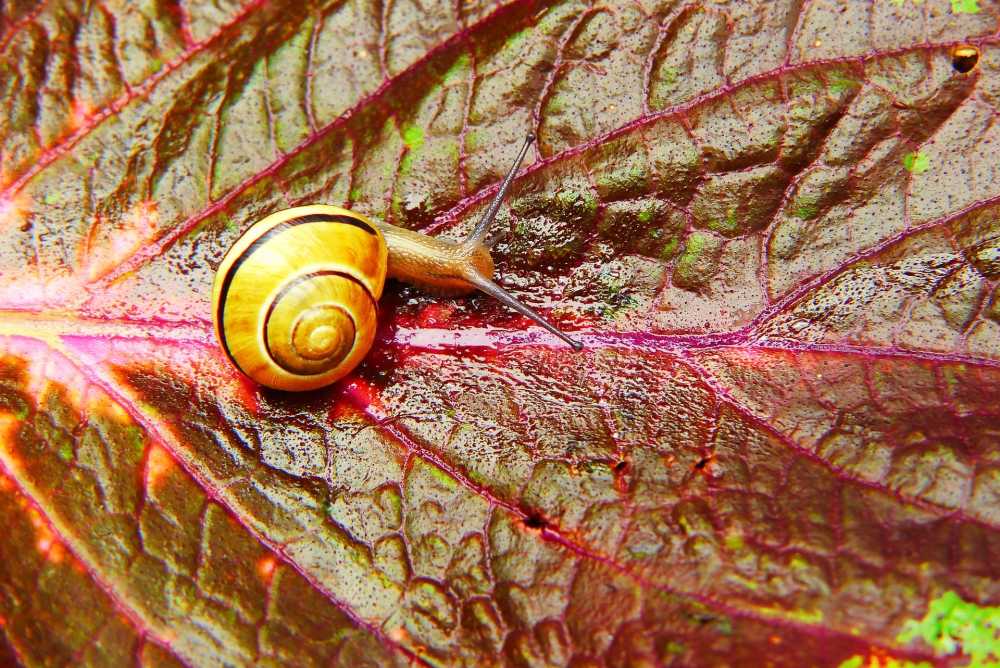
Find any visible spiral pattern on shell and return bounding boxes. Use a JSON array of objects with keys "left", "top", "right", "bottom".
[{"left": 212, "top": 205, "right": 387, "bottom": 391}]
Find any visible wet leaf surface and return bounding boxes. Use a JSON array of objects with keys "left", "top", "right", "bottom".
[{"left": 1, "top": 0, "right": 999, "bottom": 665}]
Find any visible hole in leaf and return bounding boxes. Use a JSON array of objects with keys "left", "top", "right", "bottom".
[
  {"left": 694, "top": 457, "right": 710, "bottom": 470},
  {"left": 614, "top": 460, "right": 627, "bottom": 473},
  {"left": 523, "top": 513, "right": 546, "bottom": 530},
  {"left": 952, "top": 45, "right": 979, "bottom": 73}
]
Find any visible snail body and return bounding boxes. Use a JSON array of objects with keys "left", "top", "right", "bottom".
[{"left": 213, "top": 137, "right": 581, "bottom": 392}]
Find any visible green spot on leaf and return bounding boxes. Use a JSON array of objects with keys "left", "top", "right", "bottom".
[
  {"left": 839, "top": 657, "right": 931, "bottom": 668},
  {"left": 555, "top": 188, "right": 597, "bottom": 215},
  {"left": 401, "top": 124, "right": 424, "bottom": 151},
  {"left": 126, "top": 426, "right": 145, "bottom": 457},
  {"left": 708, "top": 207, "right": 740, "bottom": 234},
  {"left": 897, "top": 591, "right": 1000, "bottom": 666},
  {"left": 426, "top": 462, "right": 459, "bottom": 490},
  {"left": 658, "top": 236, "right": 680, "bottom": 261},
  {"left": 595, "top": 269, "right": 639, "bottom": 320},
  {"left": 443, "top": 53, "right": 469, "bottom": 84},
  {"left": 626, "top": 543, "right": 660, "bottom": 559},
  {"left": 660, "top": 66, "right": 678, "bottom": 86},
  {"left": 680, "top": 232, "right": 706, "bottom": 259},
  {"left": 951, "top": 0, "right": 980, "bottom": 12},
  {"left": 546, "top": 93, "right": 567, "bottom": 114},
  {"left": 752, "top": 603, "right": 825, "bottom": 626},
  {"left": 788, "top": 555, "right": 813, "bottom": 572},
  {"left": 596, "top": 163, "right": 647, "bottom": 197},
  {"left": 664, "top": 640, "right": 685, "bottom": 655},
  {"left": 792, "top": 196, "right": 820, "bottom": 220},
  {"left": 57, "top": 442, "right": 73, "bottom": 463},
  {"left": 465, "top": 130, "right": 479, "bottom": 152},
  {"left": 903, "top": 151, "right": 930, "bottom": 174},
  {"left": 0, "top": 394, "right": 31, "bottom": 421},
  {"left": 790, "top": 608, "right": 824, "bottom": 624},
  {"left": 829, "top": 73, "right": 859, "bottom": 95},
  {"left": 504, "top": 28, "right": 530, "bottom": 52}
]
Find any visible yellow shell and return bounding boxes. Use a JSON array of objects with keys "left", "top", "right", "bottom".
[{"left": 212, "top": 205, "right": 387, "bottom": 391}]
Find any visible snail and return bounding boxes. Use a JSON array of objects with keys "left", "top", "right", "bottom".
[{"left": 212, "top": 135, "right": 582, "bottom": 391}]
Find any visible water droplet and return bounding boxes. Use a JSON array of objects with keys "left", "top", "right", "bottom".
[{"left": 952, "top": 45, "right": 979, "bottom": 73}]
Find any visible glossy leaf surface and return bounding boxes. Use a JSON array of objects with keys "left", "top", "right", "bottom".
[{"left": 1, "top": 0, "right": 999, "bottom": 665}]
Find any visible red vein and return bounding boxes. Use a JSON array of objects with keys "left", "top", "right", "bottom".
[
  {"left": 2, "top": 303, "right": 997, "bottom": 373},
  {"left": 388, "top": 325, "right": 1000, "bottom": 370},
  {"left": 740, "top": 339, "right": 1000, "bottom": 371},
  {"left": 49, "top": 336, "right": 426, "bottom": 667},
  {"left": 0, "top": 459, "right": 193, "bottom": 668},
  {"left": 351, "top": 394, "right": 938, "bottom": 663},
  {"left": 680, "top": 354, "right": 1000, "bottom": 534},
  {"left": 172, "top": 0, "right": 195, "bottom": 47},
  {"left": 0, "top": 310, "right": 215, "bottom": 346},
  {"left": 88, "top": 0, "right": 537, "bottom": 295},
  {"left": 375, "top": 326, "right": 1000, "bottom": 529},
  {"left": 0, "top": 0, "right": 50, "bottom": 54},
  {"left": 0, "top": 626, "right": 27, "bottom": 668},
  {"left": 0, "top": 0, "right": 269, "bottom": 201},
  {"left": 750, "top": 192, "right": 1000, "bottom": 340},
  {"left": 530, "top": 7, "right": 592, "bottom": 150},
  {"left": 781, "top": 0, "right": 811, "bottom": 67},
  {"left": 424, "top": 32, "right": 1000, "bottom": 235}
]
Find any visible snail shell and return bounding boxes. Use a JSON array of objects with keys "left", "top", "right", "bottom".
[{"left": 212, "top": 205, "right": 386, "bottom": 392}]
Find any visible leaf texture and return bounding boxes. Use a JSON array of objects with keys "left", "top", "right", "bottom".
[{"left": 1, "top": 0, "right": 999, "bottom": 665}]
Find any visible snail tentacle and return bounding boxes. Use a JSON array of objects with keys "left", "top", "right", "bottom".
[
  {"left": 467, "top": 134, "right": 535, "bottom": 248},
  {"left": 463, "top": 269, "right": 583, "bottom": 351}
]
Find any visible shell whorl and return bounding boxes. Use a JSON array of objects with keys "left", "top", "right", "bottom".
[{"left": 212, "top": 205, "right": 387, "bottom": 392}]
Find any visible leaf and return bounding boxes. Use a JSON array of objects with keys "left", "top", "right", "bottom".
[{"left": 0, "top": 0, "right": 999, "bottom": 665}]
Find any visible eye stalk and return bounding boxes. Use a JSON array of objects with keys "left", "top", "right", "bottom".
[
  {"left": 462, "top": 135, "right": 584, "bottom": 351},
  {"left": 377, "top": 134, "right": 582, "bottom": 351},
  {"left": 468, "top": 134, "right": 537, "bottom": 247}
]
